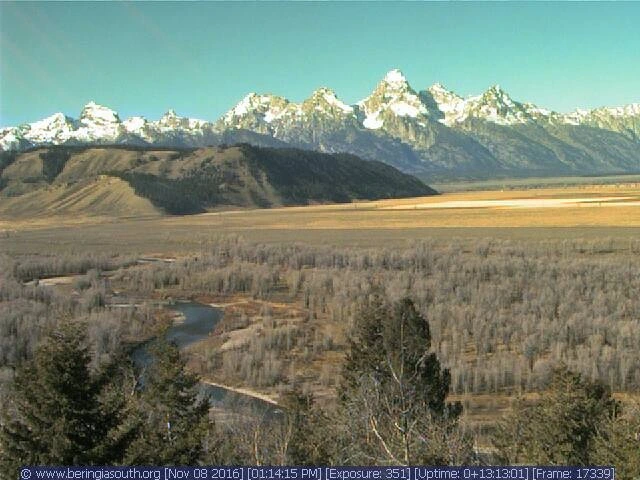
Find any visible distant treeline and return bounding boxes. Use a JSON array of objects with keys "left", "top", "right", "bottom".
[
  {"left": 110, "top": 172, "right": 215, "bottom": 214},
  {"left": 238, "top": 144, "right": 436, "bottom": 203},
  {"left": 0, "top": 151, "right": 17, "bottom": 177}
]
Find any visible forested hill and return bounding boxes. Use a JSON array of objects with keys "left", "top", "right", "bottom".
[{"left": 0, "top": 144, "right": 436, "bottom": 217}]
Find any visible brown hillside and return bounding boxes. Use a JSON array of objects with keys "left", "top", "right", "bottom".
[{"left": 0, "top": 144, "right": 435, "bottom": 217}]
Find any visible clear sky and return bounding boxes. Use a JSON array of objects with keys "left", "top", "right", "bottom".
[{"left": 1, "top": 1, "right": 639, "bottom": 126}]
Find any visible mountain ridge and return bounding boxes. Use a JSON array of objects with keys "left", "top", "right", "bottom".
[
  {"left": 2, "top": 69, "right": 639, "bottom": 179},
  {"left": 0, "top": 144, "right": 436, "bottom": 217}
]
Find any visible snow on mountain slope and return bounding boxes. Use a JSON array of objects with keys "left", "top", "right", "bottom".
[
  {"left": 425, "top": 83, "right": 467, "bottom": 125},
  {"left": 0, "top": 126, "right": 32, "bottom": 151},
  {"left": 302, "top": 87, "right": 354, "bottom": 116},
  {"left": 425, "top": 84, "right": 551, "bottom": 126},
  {"left": 156, "top": 109, "right": 210, "bottom": 130},
  {"left": 221, "top": 93, "right": 295, "bottom": 128},
  {"left": 122, "top": 116, "right": 150, "bottom": 138},
  {"left": 24, "top": 113, "right": 77, "bottom": 143},
  {"left": 74, "top": 102, "right": 123, "bottom": 141},
  {"left": 358, "top": 69, "right": 431, "bottom": 129},
  {"left": 466, "top": 85, "right": 530, "bottom": 125},
  {"left": 220, "top": 87, "right": 357, "bottom": 131},
  {"left": 0, "top": 103, "right": 219, "bottom": 150},
  {"left": 561, "top": 104, "right": 640, "bottom": 136},
  {"left": 1, "top": 70, "right": 638, "bottom": 179}
]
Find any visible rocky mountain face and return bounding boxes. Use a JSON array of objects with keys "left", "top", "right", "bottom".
[{"left": 2, "top": 70, "right": 639, "bottom": 179}]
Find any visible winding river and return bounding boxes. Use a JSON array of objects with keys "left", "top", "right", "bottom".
[
  {"left": 23, "top": 265, "right": 281, "bottom": 417},
  {"left": 132, "top": 301, "right": 281, "bottom": 417}
]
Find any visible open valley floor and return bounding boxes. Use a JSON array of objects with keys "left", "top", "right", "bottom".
[
  {"left": 3, "top": 184, "right": 640, "bottom": 254},
  {"left": 3, "top": 182, "right": 640, "bottom": 463}
]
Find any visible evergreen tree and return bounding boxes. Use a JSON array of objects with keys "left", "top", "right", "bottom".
[
  {"left": 0, "top": 322, "right": 129, "bottom": 476},
  {"left": 337, "top": 296, "right": 468, "bottom": 465},
  {"left": 279, "top": 387, "right": 333, "bottom": 465},
  {"left": 591, "top": 401, "right": 640, "bottom": 479},
  {"left": 493, "top": 366, "right": 619, "bottom": 465},
  {"left": 123, "top": 340, "right": 210, "bottom": 464}
]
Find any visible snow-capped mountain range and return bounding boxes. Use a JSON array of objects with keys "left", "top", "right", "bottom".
[
  {"left": 2, "top": 69, "right": 639, "bottom": 177},
  {"left": 1, "top": 102, "right": 217, "bottom": 151}
]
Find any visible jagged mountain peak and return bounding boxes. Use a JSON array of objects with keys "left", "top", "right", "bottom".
[
  {"left": 367, "top": 69, "right": 420, "bottom": 101},
  {"left": 465, "top": 87, "right": 530, "bottom": 125},
  {"left": 2, "top": 70, "right": 639, "bottom": 180},
  {"left": 123, "top": 116, "right": 148, "bottom": 131},
  {"left": 80, "top": 101, "right": 120, "bottom": 124},
  {"left": 307, "top": 87, "right": 338, "bottom": 103},
  {"left": 311, "top": 86, "right": 337, "bottom": 96},
  {"left": 304, "top": 87, "right": 354, "bottom": 114},
  {"left": 157, "top": 109, "right": 190, "bottom": 130},
  {"left": 162, "top": 109, "right": 179, "bottom": 118},
  {"left": 478, "top": 86, "right": 551, "bottom": 120},
  {"left": 358, "top": 69, "right": 429, "bottom": 129},
  {"left": 382, "top": 69, "right": 410, "bottom": 88},
  {"left": 226, "top": 92, "right": 289, "bottom": 118},
  {"left": 2, "top": 110, "right": 79, "bottom": 147},
  {"left": 424, "top": 84, "right": 466, "bottom": 125},
  {"left": 156, "top": 109, "right": 209, "bottom": 130},
  {"left": 26, "top": 112, "right": 76, "bottom": 142},
  {"left": 370, "top": 69, "right": 416, "bottom": 100},
  {"left": 427, "top": 83, "right": 463, "bottom": 103},
  {"left": 226, "top": 93, "right": 261, "bottom": 116},
  {"left": 560, "top": 102, "right": 640, "bottom": 131},
  {"left": 220, "top": 92, "right": 294, "bottom": 131},
  {"left": 429, "top": 82, "right": 456, "bottom": 94},
  {"left": 481, "top": 85, "right": 514, "bottom": 104},
  {"left": 30, "top": 112, "right": 74, "bottom": 129},
  {"left": 599, "top": 103, "right": 640, "bottom": 117},
  {"left": 425, "top": 83, "right": 541, "bottom": 126},
  {"left": 158, "top": 108, "right": 185, "bottom": 123}
]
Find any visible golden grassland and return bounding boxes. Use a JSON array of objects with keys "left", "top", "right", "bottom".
[
  {"left": 3, "top": 183, "right": 640, "bottom": 254},
  {"left": 0, "top": 175, "right": 161, "bottom": 219}
]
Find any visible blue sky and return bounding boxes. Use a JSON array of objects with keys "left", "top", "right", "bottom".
[{"left": 1, "top": 2, "right": 639, "bottom": 126}]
